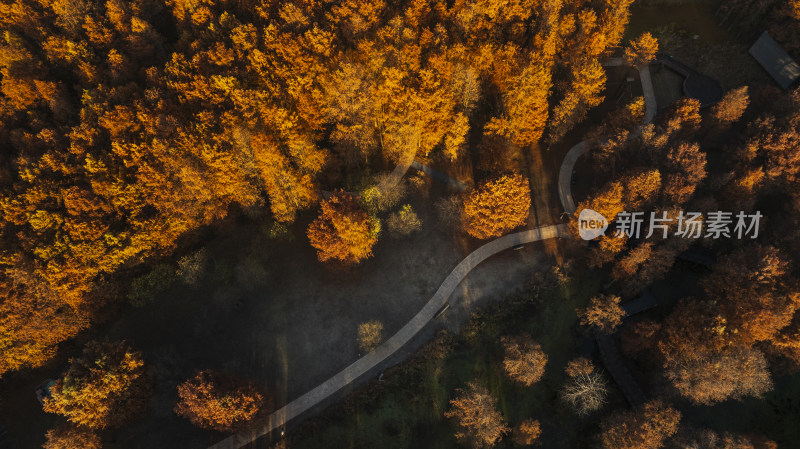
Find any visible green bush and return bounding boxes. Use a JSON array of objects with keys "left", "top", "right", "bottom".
[
  {"left": 177, "top": 248, "right": 208, "bottom": 285},
  {"left": 263, "top": 220, "right": 293, "bottom": 241},
  {"left": 128, "top": 264, "right": 177, "bottom": 307}
]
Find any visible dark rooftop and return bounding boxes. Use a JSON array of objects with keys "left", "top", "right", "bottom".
[{"left": 749, "top": 31, "right": 800, "bottom": 90}]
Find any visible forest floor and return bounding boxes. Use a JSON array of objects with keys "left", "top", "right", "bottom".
[
  {"left": 280, "top": 267, "right": 622, "bottom": 449},
  {"left": 0, "top": 194, "right": 562, "bottom": 449}
]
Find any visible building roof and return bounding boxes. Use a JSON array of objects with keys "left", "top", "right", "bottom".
[{"left": 749, "top": 31, "right": 800, "bottom": 90}]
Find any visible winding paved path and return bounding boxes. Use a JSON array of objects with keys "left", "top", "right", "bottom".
[
  {"left": 557, "top": 61, "right": 657, "bottom": 214},
  {"left": 209, "top": 224, "right": 567, "bottom": 449},
  {"left": 211, "top": 58, "right": 660, "bottom": 449}
]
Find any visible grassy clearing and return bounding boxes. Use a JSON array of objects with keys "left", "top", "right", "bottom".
[{"left": 285, "top": 268, "right": 622, "bottom": 449}]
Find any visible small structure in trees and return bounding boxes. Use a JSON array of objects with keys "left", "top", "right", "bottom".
[{"left": 749, "top": 31, "right": 800, "bottom": 89}]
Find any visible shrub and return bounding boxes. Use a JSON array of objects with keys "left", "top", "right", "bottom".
[
  {"left": 263, "top": 220, "right": 293, "bottom": 241},
  {"left": 434, "top": 195, "right": 463, "bottom": 230},
  {"left": 43, "top": 425, "right": 101, "bottom": 449},
  {"left": 386, "top": 204, "right": 422, "bottom": 237},
  {"left": 358, "top": 321, "right": 384, "bottom": 352},
  {"left": 128, "top": 264, "right": 177, "bottom": 306},
  {"left": 361, "top": 175, "right": 408, "bottom": 214},
  {"left": 235, "top": 256, "right": 268, "bottom": 287},
  {"left": 177, "top": 248, "right": 208, "bottom": 285}
]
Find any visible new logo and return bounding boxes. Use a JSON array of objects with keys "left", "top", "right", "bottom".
[{"left": 578, "top": 209, "right": 608, "bottom": 240}]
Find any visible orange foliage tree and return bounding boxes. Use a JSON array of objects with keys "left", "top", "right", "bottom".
[
  {"left": 578, "top": 295, "right": 626, "bottom": 332},
  {"left": 175, "top": 370, "right": 269, "bottom": 432},
  {"left": 711, "top": 86, "right": 750, "bottom": 126},
  {"left": 462, "top": 174, "right": 531, "bottom": 239},
  {"left": 43, "top": 340, "right": 151, "bottom": 429},
  {"left": 445, "top": 381, "right": 510, "bottom": 448},
  {"left": 664, "top": 345, "right": 773, "bottom": 405},
  {"left": 512, "top": 419, "right": 541, "bottom": 446},
  {"left": 501, "top": 334, "right": 548, "bottom": 386},
  {"left": 307, "top": 192, "right": 380, "bottom": 264},
  {"left": 623, "top": 33, "right": 659, "bottom": 67},
  {"left": 599, "top": 400, "right": 681, "bottom": 449},
  {"left": 43, "top": 425, "right": 101, "bottom": 449}
]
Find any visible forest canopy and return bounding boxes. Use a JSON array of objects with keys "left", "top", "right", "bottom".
[{"left": 0, "top": 0, "right": 634, "bottom": 376}]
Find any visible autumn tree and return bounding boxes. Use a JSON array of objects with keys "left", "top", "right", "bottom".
[
  {"left": 463, "top": 174, "right": 531, "bottom": 239},
  {"left": 578, "top": 295, "right": 626, "bottom": 332},
  {"left": 501, "top": 335, "right": 548, "bottom": 386},
  {"left": 711, "top": 86, "right": 750, "bottom": 126},
  {"left": 445, "top": 381, "right": 510, "bottom": 448},
  {"left": 175, "top": 370, "right": 269, "bottom": 432},
  {"left": 485, "top": 58, "right": 554, "bottom": 147},
  {"left": 0, "top": 0, "right": 644, "bottom": 381},
  {"left": 43, "top": 340, "right": 151, "bottom": 429},
  {"left": 307, "top": 192, "right": 380, "bottom": 264},
  {"left": 665, "top": 345, "right": 773, "bottom": 405},
  {"left": 623, "top": 33, "right": 659, "bottom": 67},
  {"left": 512, "top": 419, "right": 541, "bottom": 446},
  {"left": 702, "top": 244, "right": 799, "bottom": 347},
  {"left": 43, "top": 425, "right": 101, "bottom": 449},
  {"left": 571, "top": 182, "right": 624, "bottom": 239},
  {"left": 547, "top": 59, "right": 607, "bottom": 145},
  {"left": 620, "top": 319, "right": 662, "bottom": 356},
  {"left": 561, "top": 358, "right": 608, "bottom": 415},
  {"left": 599, "top": 400, "right": 681, "bottom": 449},
  {"left": 668, "top": 427, "right": 772, "bottom": 449}
]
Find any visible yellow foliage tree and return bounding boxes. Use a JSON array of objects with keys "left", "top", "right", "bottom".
[
  {"left": 43, "top": 340, "right": 151, "bottom": 429},
  {"left": 43, "top": 425, "right": 101, "bottom": 449},
  {"left": 578, "top": 294, "right": 626, "bottom": 332},
  {"left": 307, "top": 192, "right": 380, "bottom": 264},
  {"left": 599, "top": 400, "right": 681, "bottom": 449},
  {"left": 445, "top": 381, "right": 510, "bottom": 448},
  {"left": 502, "top": 334, "right": 548, "bottom": 386},
  {"left": 623, "top": 33, "right": 659, "bottom": 67},
  {"left": 462, "top": 174, "right": 531, "bottom": 239}
]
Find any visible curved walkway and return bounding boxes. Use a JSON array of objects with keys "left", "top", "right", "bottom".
[
  {"left": 212, "top": 58, "right": 660, "bottom": 449},
  {"left": 209, "top": 224, "right": 567, "bottom": 449},
  {"left": 557, "top": 61, "right": 657, "bottom": 214}
]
